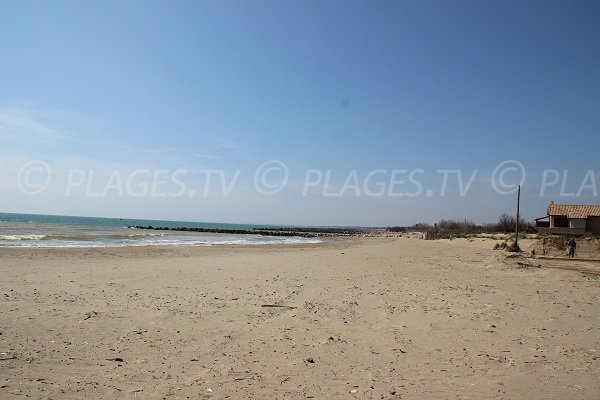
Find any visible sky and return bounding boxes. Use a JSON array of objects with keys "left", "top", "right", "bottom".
[{"left": 1, "top": 0, "right": 599, "bottom": 226}]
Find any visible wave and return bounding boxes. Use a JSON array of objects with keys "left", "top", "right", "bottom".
[
  {"left": 0, "top": 236, "right": 322, "bottom": 248},
  {"left": 0, "top": 234, "right": 46, "bottom": 241},
  {"left": 45, "top": 233, "right": 165, "bottom": 240},
  {"left": 0, "top": 225, "right": 321, "bottom": 248},
  {"left": 0, "top": 233, "right": 165, "bottom": 241}
]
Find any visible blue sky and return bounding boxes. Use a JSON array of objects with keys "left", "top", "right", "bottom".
[{"left": 1, "top": 0, "right": 599, "bottom": 226}]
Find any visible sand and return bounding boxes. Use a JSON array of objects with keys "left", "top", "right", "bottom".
[{"left": 1, "top": 237, "right": 599, "bottom": 399}]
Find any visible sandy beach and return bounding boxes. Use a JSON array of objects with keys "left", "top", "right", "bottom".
[{"left": 1, "top": 237, "right": 599, "bottom": 399}]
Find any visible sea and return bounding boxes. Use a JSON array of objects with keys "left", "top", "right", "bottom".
[{"left": 0, "top": 213, "right": 322, "bottom": 248}]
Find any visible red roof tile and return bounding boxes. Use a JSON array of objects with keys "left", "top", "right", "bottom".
[{"left": 547, "top": 203, "right": 600, "bottom": 218}]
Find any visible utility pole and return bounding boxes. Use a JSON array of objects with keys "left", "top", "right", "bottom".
[{"left": 515, "top": 185, "right": 521, "bottom": 247}]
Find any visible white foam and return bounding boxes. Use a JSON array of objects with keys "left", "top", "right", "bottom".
[
  {"left": 0, "top": 234, "right": 322, "bottom": 248},
  {"left": 0, "top": 234, "right": 45, "bottom": 241}
]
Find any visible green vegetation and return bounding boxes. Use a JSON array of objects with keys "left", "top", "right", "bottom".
[{"left": 387, "top": 214, "right": 536, "bottom": 240}]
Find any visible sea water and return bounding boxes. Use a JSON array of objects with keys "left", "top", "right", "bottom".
[{"left": 0, "top": 213, "right": 321, "bottom": 248}]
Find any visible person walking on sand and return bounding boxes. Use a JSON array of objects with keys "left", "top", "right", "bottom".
[{"left": 567, "top": 237, "right": 576, "bottom": 258}]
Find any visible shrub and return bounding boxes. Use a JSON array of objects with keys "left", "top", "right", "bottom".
[{"left": 506, "top": 241, "right": 521, "bottom": 252}]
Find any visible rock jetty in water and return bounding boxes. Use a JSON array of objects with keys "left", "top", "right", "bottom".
[{"left": 128, "top": 225, "right": 371, "bottom": 238}]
